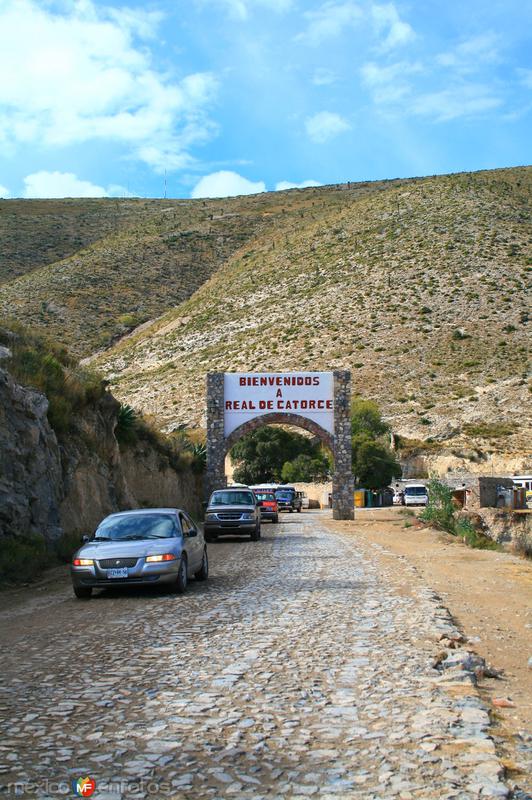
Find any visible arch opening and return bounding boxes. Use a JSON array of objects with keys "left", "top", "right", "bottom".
[
  {"left": 224, "top": 412, "right": 334, "bottom": 455},
  {"left": 206, "top": 371, "right": 354, "bottom": 520}
]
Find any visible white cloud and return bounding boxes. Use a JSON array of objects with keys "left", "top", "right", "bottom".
[
  {"left": 312, "top": 68, "right": 337, "bottom": 86},
  {"left": 296, "top": 2, "right": 362, "bottom": 45},
  {"left": 22, "top": 171, "right": 136, "bottom": 198},
  {"left": 275, "top": 180, "right": 322, "bottom": 191},
  {"left": 0, "top": 0, "right": 217, "bottom": 172},
  {"left": 305, "top": 112, "right": 351, "bottom": 143},
  {"left": 23, "top": 171, "right": 108, "bottom": 198},
  {"left": 371, "top": 3, "right": 415, "bottom": 50},
  {"left": 0, "top": 184, "right": 10, "bottom": 198},
  {"left": 410, "top": 86, "right": 502, "bottom": 122},
  {"left": 518, "top": 68, "right": 532, "bottom": 89},
  {"left": 296, "top": 2, "right": 413, "bottom": 50},
  {"left": 361, "top": 60, "right": 422, "bottom": 104},
  {"left": 200, "top": 0, "right": 292, "bottom": 21},
  {"left": 191, "top": 171, "right": 266, "bottom": 198},
  {"left": 361, "top": 61, "right": 503, "bottom": 121},
  {"left": 437, "top": 33, "right": 500, "bottom": 73}
]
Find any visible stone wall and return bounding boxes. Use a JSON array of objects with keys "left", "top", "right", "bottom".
[{"left": 292, "top": 481, "right": 333, "bottom": 508}]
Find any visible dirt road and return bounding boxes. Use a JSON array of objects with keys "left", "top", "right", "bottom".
[
  {"left": 327, "top": 508, "right": 532, "bottom": 794},
  {"left": 0, "top": 512, "right": 528, "bottom": 798}
]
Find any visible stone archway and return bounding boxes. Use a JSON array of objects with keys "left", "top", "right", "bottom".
[{"left": 205, "top": 371, "right": 354, "bottom": 520}]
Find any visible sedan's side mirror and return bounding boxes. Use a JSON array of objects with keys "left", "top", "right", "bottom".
[
  {"left": 257, "top": 500, "right": 263, "bottom": 507},
  {"left": 187, "top": 528, "right": 198, "bottom": 538},
  {"left": 202, "top": 501, "right": 208, "bottom": 511},
  {"left": 81, "top": 535, "right": 90, "bottom": 544}
]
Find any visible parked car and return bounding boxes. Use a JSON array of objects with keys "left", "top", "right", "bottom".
[
  {"left": 403, "top": 484, "right": 429, "bottom": 506},
  {"left": 71, "top": 508, "right": 208, "bottom": 599},
  {"left": 297, "top": 490, "right": 309, "bottom": 509},
  {"left": 275, "top": 486, "right": 302, "bottom": 513},
  {"left": 252, "top": 489, "right": 279, "bottom": 523},
  {"left": 204, "top": 487, "right": 261, "bottom": 541}
]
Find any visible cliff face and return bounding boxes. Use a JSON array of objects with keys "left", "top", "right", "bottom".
[
  {"left": 0, "top": 364, "right": 203, "bottom": 543},
  {"left": 0, "top": 366, "right": 63, "bottom": 540}
]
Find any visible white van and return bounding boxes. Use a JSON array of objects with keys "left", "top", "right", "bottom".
[{"left": 403, "top": 483, "right": 429, "bottom": 506}]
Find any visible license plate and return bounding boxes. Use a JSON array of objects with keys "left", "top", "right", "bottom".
[{"left": 107, "top": 568, "right": 128, "bottom": 579}]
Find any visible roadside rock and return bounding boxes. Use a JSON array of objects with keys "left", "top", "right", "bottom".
[
  {"left": 0, "top": 366, "right": 203, "bottom": 546},
  {"left": 0, "top": 368, "right": 63, "bottom": 540}
]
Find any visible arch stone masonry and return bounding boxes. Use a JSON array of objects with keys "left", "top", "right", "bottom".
[{"left": 205, "top": 370, "right": 354, "bottom": 520}]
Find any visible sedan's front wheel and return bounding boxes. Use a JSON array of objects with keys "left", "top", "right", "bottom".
[
  {"left": 195, "top": 548, "right": 209, "bottom": 581},
  {"left": 173, "top": 556, "right": 188, "bottom": 594}
]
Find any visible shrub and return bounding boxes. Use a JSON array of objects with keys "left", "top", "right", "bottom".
[
  {"left": 513, "top": 526, "right": 532, "bottom": 559},
  {"left": 0, "top": 535, "right": 50, "bottom": 585},
  {"left": 53, "top": 531, "right": 84, "bottom": 563},
  {"left": 4, "top": 321, "right": 106, "bottom": 436},
  {"left": 420, "top": 478, "right": 455, "bottom": 533},
  {"left": 115, "top": 403, "right": 137, "bottom": 444},
  {"left": 463, "top": 422, "right": 516, "bottom": 438},
  {"left": 421, "top": 478, "right": 500, "bottom": 550},
  {"left": 190, "top": 442, "right": 207, "bottom": 473}
]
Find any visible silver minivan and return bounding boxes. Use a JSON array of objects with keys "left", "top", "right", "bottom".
[{"left": 71, "top": 508, "right": 208, "bottom": 599}]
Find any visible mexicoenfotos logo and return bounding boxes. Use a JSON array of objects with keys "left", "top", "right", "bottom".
[{"left": 72, "top": 776, "right": 96, "bottom": 797}]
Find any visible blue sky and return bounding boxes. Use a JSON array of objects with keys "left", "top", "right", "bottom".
[{"left": 0, "top": 0, "right": 530, "bottom": 199}]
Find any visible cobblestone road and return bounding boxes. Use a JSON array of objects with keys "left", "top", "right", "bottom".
[{"left": 0, "top": 513, "right": 511, "bottom": 799}]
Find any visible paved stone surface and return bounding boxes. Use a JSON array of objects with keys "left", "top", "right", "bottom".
[{"left": 0, "top": 513, "right": 511, "bottom": 798}]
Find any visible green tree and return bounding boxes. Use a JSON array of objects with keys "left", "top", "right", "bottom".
[
  {"left": 351, "top": 434, "right": 401, "bottom": 489},
  {"left": 351, "top": 397, "right": 390, "bottom": 437},
  {"left": 231, "top": 426, "right": 318, "bottom": 484},
  {"left": 350, "top": 398, "right": 401, "bottom": 489},
  {"left": 281, "top": 453, "right": 331, "bottom": 483}
]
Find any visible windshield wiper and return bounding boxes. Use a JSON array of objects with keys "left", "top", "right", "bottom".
[{"left": 93, "top": 536, "right": 111, "bottom": 541}]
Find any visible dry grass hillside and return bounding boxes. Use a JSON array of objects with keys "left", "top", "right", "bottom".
[
  {"left": 0, "top": 179, "right": 406, "bottom": 354},
  {"left": 0, "top": 199, "right": 147, "bottom": 284},
  {"left": 91, "top": 167, "right": 531, "bottom": 465},
  {"left": 0, "top": 167, "right": 530, "bottom": 468}
]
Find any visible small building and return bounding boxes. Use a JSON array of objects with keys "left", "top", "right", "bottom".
[{"left": 443, "top": 475, "right": 522, "bottom": 509}]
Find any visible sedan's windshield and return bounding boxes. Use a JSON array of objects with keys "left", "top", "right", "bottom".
[
  {"left": 94, "top": 514, "right": 177, "bottom": 541},
  {"left": 210, "top": 491, "right": 255, "bottom": 506}
]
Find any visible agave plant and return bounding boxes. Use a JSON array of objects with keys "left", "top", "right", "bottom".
[
  {"left": 115, "top": 403, "right": 137, "bottom": 443},
  {"left": 191, "top": 442, "right": 207, "bottom": 472}
]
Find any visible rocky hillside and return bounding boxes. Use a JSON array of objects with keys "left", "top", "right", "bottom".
[
  {"left": 0, "top": 179, "right": 407, "bottom": 355},
  {"left": 0, "top": 168, "right": 530, "bottom": 470},
  {"left": 91, "top": 168, "right": 531, "bottom": 466},
  {"left": 0, "top": 325, "right": 203, "bottom": 576}
]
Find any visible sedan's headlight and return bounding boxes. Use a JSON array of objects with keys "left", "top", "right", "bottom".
[
  {"left": 73, "top": 558, "right": 94, "bottom": 566},
  {"left": 205, "top": 513, "right": 218, "bottom": 520},
  {"left": 146, "top": 554, "right": 176, "bottom": 563},
  {"left": 242, "top": 513, "right": 254, "bottom": 520}
]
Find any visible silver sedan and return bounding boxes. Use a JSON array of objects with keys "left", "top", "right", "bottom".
[{"left": 70, "top": 508, "right": 208, "bottom": 599}]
